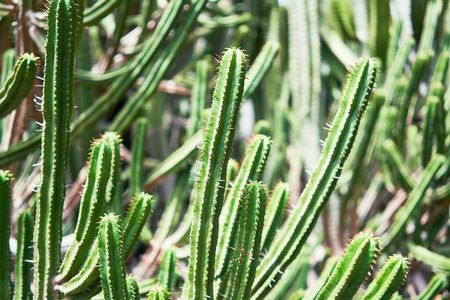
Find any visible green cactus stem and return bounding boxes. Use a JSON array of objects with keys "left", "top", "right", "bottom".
[{"left": 0, "top": 170, "right": 13, "bottom": 299}]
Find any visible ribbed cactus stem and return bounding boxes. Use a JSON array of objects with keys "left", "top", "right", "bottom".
[
  {"left": 32, "top": 0, "right": 78, "bottom": 298},
  {"left": 14, "top": 209, "right": 33, "bottom": 300},
  {"left": 0, "top": 170, "right": 13, "bottom": 299},
  {"left": 188, "top": 47, "right": 247, "bottom": 299}
]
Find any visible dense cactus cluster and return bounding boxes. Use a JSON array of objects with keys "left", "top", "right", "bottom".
[{"left": 0, "top": 0, "right": 448, "bottom": 299}]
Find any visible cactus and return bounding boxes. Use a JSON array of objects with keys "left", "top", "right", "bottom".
[
  {"left": 14, "top": 210, "right": 33, "bottom": 300},
  {"left": 0, "top": 170, "right": 13, "bottom": 299},
  {"left": 158, "top": 247, "right": 177, "bottom": 292},
  {"left": 188, "top": 47, "right": 247, "bottom": 299},
  {"left": 32, "top": 0, "right": 79, "bottom": 298}
]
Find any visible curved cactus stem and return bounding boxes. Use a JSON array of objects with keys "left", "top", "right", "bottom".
[
  {"left": 59, "top": 193, "right": 152, "bottom": 295},
  {"left": 368, "top": 0, "right": 390, "bottom": 64},
  {"left": 98, "top": 214, "right": 127, "bottom": 300},
  {"left": 408, "top": 243, "right": 450, "bottom": 274},
  {"left": 0, "top": 170, "right": 12, "bottom": 299},
  {"left": 316, "top": 232, "right": 380, "bottom": 300},
  {"left": 382, "top": 139, "right": 414, "bottom": 192},
  {"left": 381, "top": 154, "right": 445, "bottom": 250},
  {"left": 33, "top": 0, "right": 79, "bottom": 298},
  {"left": 58, "top": 138, "right": 113, "bottom": 281},
  {"left": 83, "top": 0, "right": 120, "bottom": 25},
  {"left": 417, "top": 273, "right": 448, "bottom": 300},
  {"left": 0, "top": 53, "right": 39, "bottom": 118},
  {"left": 144, "top": 130, "right": 202, "bottom": 191},
  {"left": 303, "top": 256, "right": 339, "bottom": 300},
  {"left": 130, "top": 118, "right": 148, "bottom": 196},
  {"left": 243, "top": 41, "right": 280, "bottom": 99},
  {"left": 261, "top": 181, "right": 289, "bottom": 252},
  {"left": 1, "top": 49, "right": 16, "bottom": 86},
  {"left": 158, "top": 247, "right": 177, "bottom": 292},
  {"left": 216, "top": 134, "right": 271, "bottom": 280},
  {"left": 226, "top": 182, "right": 267, "bottom": 300},
  {"left": 14, "top": 209, "right": 33, "bottom": 300},
  {"left": 251, "top": 57, "right": 378, "bottom": 299},
  {"left": 187, "top": 59, "right": 210, "bottom": 138},
  {"left": 126, "top": 275, "right": 140, "bottom": 300},
  {"left": 361, "top": 254, "right": 409, "bottom": 300},
  {"left": 187, "top": 47, "right": 247, "bottom": 300}
]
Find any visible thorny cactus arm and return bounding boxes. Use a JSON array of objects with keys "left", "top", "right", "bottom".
[
  {"left": 14, "top": 209, "right": 33, "bottom": 300},
  {"left": 0, "top": 53, "right": 39, "bottom": 118},
  {"left": 216, "top": 134, "right": 271, "bottom": 280},
  {"left": 417, "top": 274, "right": 448, "bottom": 300},
  {"left": 407, "top": 243, "right": 450, "bottom": 274},
  {"left": 147, "top": 285, "right": 170, "bottom": 300},
  {"left": 33, "top": 0, "right": 79, "bottom": 298},
  {"left": 126, "top": 275, "right": 140, "bottom": 300},
  {"left": 158, "top": 247, "right": 177, "bottom": 292},
  {"left": 361, "top": 254, "right": 409, "bottom": 300},
  {"left": 0, "top": 170, "right": 13, "bottom": 299},
  {"left": 130, "top": 118, "right": 148, "bottom": 196},
  {"left": 98, "top": 214, "right": 127, "bottom": 300},
  {"left": 188, "top": 47, "right": 247, "bottom": 300},
  {"left": 58, "top": 138, "right": 113, "bottom": 281},
  {"left": 251, "top": 57, "right": 378, "bottom": 299},
  {"left": 316, "top": 232, "right": 380, "bottom": 300}
]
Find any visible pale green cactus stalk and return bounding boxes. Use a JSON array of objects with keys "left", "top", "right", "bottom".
[
  {"left": 381, "top": 154, "right": 445, "bottom": 249},
  {"left": 408, "top": 243, "right": 450, "bottom": 274},
  {"left": 1, "top": 49, "right": 16, "bottom": 86},
  {"left": 226, "top": 181, "right": 267, "bottom": 300},
  {"left": 126, "top": 275, "right": 140, "bottom": 300},
  {"left": 361, "top": 254, "right": 409, "bottom": 300},
  {"left": 130, "top": 118, "right": 148, "bottom": 196},
  {"left": 382, "top": 139, "right": 414, "bottom": 192},
  {"left": 251, "top": 57, "right": 378, "bottom": 298},
  {"left": 417, "top": 273, "right": 448, "bottom": 300},
  {"left": 58, "top": 137, "right": 114, "bottom": 281},
  {"left": 216, "top": 134, "right": 271, "bottom": 280},
  {"left": 303, "top": 256, "right": 339, "bottom": 300},
  {"left": 59, "top": 193, "right": 152, "bottom": 295},
  {"left": 102, "top": 132, "right": 122, "bottom": 213},
  {"left": 261, "top": 181, "right": 289, "bottom": 252},
  {"left": 98, "top": 213, "right": 127, "bottom": 300},
  {"left": 32, "top": 0, "right": 79, "bottom": 297},
  {"left": 315, "top": 232, "right": 380, "bottom": 300},
  {"left": 14, "top": 210, "right": 33, "bottom": 300},
  {"left": 0, "top": 170, "right": 13, "bottom": 299},
  {"left": 188, "top": 47, "right": 247, "bottom": 299},
  {"left": 187, "top": 59, "right": 210, "bottom": 138},
  {"left": 0, "top": 53, "right": 39, "bottom": 118},
  {"left": 158, "top": 247, "right": 177, "bottom": 292}
]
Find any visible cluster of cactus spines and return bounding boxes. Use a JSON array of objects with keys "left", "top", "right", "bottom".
[
  {"left": 251, "top": 57, "right": 378, "bottom": 298},
  {"left": 361, "top": 254, "right": 409, "bottom": 300},
  {"left": 225, "top": 182, "right": 267, "bottom": 300},
  {"left": 187, "top": 47, "right": 247, "bottom": 299},
  {"left": 58, "top": 137, "right": 113, "bottom": 281},
  {"left": 315, "top": 232, "right": 380, "bottom": 300},
  {"left": 216, "top": 134, "right": 271, "bottom": 279},
  {"left": 0, "top": 53, "right": 39, "bottom": 118},
  {"left": 158, "top": 247, "right": 177, "bottom": 292},
  {"left": 98, "top": 214, "right": 127, "bottom": 300},
  {"left": 33, "top": 0, "right": 79, "bottom": 297},
  {"left": 380, "top": 154, "right": 445, "bottom": 249},
  {"left": 0, "top": 170, "right": 13, "bottom": 299}
]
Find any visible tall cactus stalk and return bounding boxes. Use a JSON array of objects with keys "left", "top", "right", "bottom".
[
  {"left": 188, "top": 47, "right": 247, "bottom": 299},
  {"left": 32, "top": 0, "right": 79, "bottom": 298},
  {"left": 0, "top": 170, "right": 13, "bottom": 299}
]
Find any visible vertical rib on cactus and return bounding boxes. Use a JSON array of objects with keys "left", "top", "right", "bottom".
[
  {"left": 227, "top": 181, "right": 267, "bottom": 300},
  {"left": 316, "top": 232, "right": 380, "bottom": 300},
  {"left": 0, "top": 170, "right": 12, "bottom": 299},
  {"left": 261, "top": 181, "right": 289, "bottom": 252},
  {"left": 14, "top": 209, "right": 33, "bottom": 300},
  {"left": 216, "top": 134, "right": 271, "bottom": 280},
  {"left": 59, "top": 193, "right": 152, "bottom": 295},
  {"left": 187, "top": 47, "right": 247, "bottom": 300},
  {"left": 98, "top": 214, "right": 127, "bottom": 300},
  {"left": 130, "top": 119, "right": 148, "bottom": 196},
  {"left": 0, "top": 53, "right": 39, "bottom": 118},
  {"left": 381, "top": 154, "right": 445, "bottom": 250},
  {"left": 33, "top": 0, "right": 78, "bottom": 297},
  {"left": 361, "top": 254, "right": 409, "bottom": 300},
  {"left": 251, "top": 57, "right": 378, "bottom": 299},
  {"left": 58, "top": 138, "right": 113, "bottom": 281},
  {"left": 158, "top": 247, "right": 177, "bottom": 292}
]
